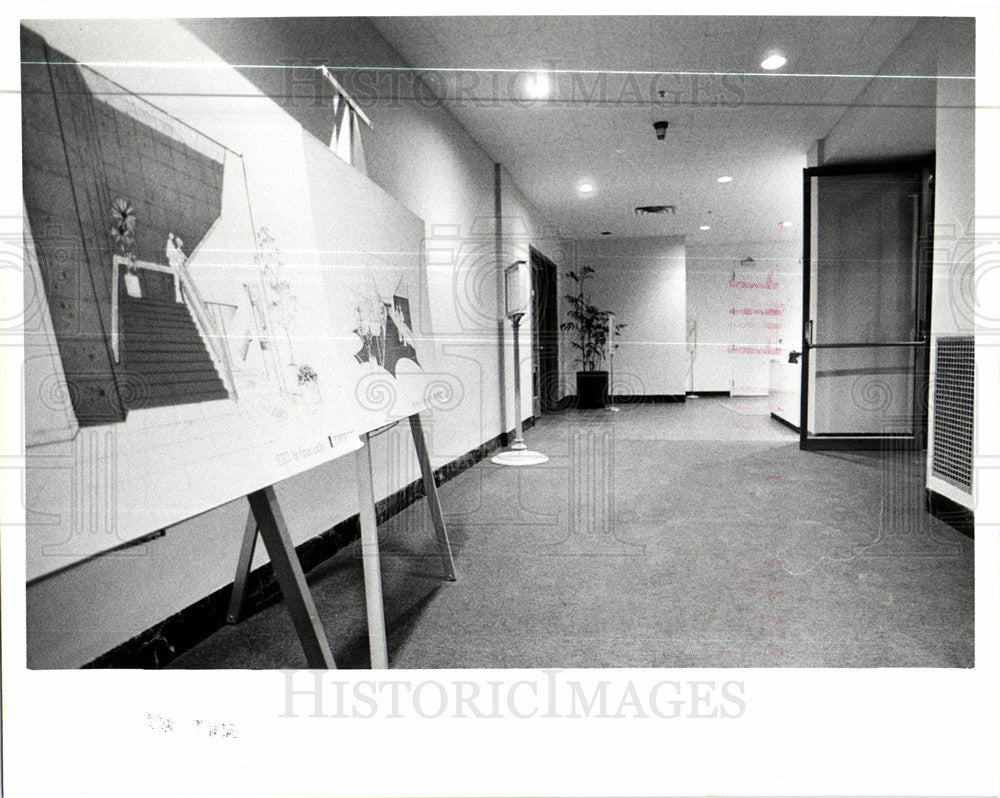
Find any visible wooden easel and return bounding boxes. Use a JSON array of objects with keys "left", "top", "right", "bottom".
[{"left": 225, "top": 412, "right": 456, "bottom": 669}]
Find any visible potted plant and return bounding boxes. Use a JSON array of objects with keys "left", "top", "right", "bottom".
[
  {"left": 296, "top": 364, "right": 320, "bottom": 403},
  {"left": 560, "top": 265, "right": 625, "bottom": 409},
  {"left": 110, "top": 198, "right": 142, "bottom": 298}
]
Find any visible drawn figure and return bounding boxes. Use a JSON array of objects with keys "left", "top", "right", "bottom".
[{"left": 165, "top": 232, "right": 187, "bottom": 268}]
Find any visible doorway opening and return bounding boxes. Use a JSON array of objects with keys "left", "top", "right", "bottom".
[{"left": 530, "top": 247, "right": 560, "bottom": 415}]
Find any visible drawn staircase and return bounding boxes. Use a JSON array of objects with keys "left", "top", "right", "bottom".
[{"left": 119, "top": 297, "right": 229, "bottom": 410}]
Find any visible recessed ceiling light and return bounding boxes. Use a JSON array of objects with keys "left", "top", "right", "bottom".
[
  {"left": 779, "top": 220, "right": 795, "bottom": 228},
  {"left": 761, "top": 54, "right": 787, "bottom": 70},
  {"left": 699, "top": 225, "right": 711, "bottom": 231},
  {"left": 578, "top": 182, "right": 595, "bottom": 194},
  {"left": 525, "top": 72, "right": 550, "bottom": 99},
  {"left": 717, "top": 176, "right": 733, "bottom": 183}
]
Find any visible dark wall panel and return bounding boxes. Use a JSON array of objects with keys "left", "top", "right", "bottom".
[{"left": 22, "top": 26, "right": 125, "bottom": 424}]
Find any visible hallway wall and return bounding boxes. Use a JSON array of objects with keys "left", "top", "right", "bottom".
[
  {"left": 686, "top": 238, "right": 802, "bottom": 395},
  {"left": 927, "top": 20, "right": 976, "bottom": 508},
  {"left": 819, "top": 17, "right": 975, "bottom": 506}
]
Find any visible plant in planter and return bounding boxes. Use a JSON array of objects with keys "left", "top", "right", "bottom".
[
  {"left": 296, "top": 364, "right": 321, "bottom": 403},
  {"left": 110, "top": 198, "right": 143, "bottom": 298},
  {"left": 560, "top": 265, "right": 625, "bottom": 409}
]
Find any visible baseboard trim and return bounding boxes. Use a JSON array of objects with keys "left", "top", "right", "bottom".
[
  {"left": 926, "top": 488, "right": 974, "bottom": 538},
  {"left": 617, "top": 394, "right": 686, "bottom": 403},
  {"left": 500, "top": 415, "right": 536, "bottom": 446},
  {"left": 82, "top": 428, "right": 508, "bottom": 669},
  {"left": 770, "top": 412, "right": 801, "bottom": 434},
  {"left": 560, "top": 393, "right": 686, "bottom": 406}
]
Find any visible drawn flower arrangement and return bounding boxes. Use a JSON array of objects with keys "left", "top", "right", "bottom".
[
  {"left": 296, "top": 364, "right": 320, "bottom": 403},
  {"left": 110, "top": 198, "right": 136, "bottom": 257}
]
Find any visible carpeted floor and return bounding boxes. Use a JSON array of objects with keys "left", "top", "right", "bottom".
[{"left": 169, "top": 398, "right": 974, "bottom": 669}]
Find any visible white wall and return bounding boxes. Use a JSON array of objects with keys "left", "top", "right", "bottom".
[
  {"left": 821, "top": 20, "right": 938, "bottom": 164},
  {"left": 566, "top": 237, "right": 686, "bottom": 397},
  {"left": 929, "top": 21, "right": 976, "bottom": 339},
  {"left": 686, "top": 238, "right": 802, "bottom": 395},
  {"left": 23, "top": 18, "right": 557, "bottom": 668}
]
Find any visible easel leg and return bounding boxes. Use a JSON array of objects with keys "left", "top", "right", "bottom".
[
  {"left": 226, "top": 511, "right": 258, "bottom": 624},
  {"left": 355, "top": 439, "right": 389, "bottom": 669},
  {"left": 247, "top": 487, "right": 336, "bottom": 669},
  {"left": 408, "top": 413, "right": 457, "bottom": 580}
]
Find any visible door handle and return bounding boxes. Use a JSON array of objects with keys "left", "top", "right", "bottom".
[{"left": 916, "top": 321, "right": 929, "bottom": 344}]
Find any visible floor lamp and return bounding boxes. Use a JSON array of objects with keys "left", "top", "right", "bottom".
[{"left": 492, "top": 260, "right": 549, "bottom": 466}]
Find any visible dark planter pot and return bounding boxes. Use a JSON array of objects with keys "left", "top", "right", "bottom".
[{"left": 576, "top": 370, "right": 609, "bottom": 409}]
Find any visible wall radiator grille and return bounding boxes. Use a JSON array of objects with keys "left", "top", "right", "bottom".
[{"left": 931, "top": 336, "right": 974, "bottom": 492}]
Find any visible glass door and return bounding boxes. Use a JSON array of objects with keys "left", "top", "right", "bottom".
[{"left": 800, "top": 158, "right": 933, "bottom": 450}]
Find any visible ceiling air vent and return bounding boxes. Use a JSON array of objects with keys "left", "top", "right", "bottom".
[{"left": 634, "top": 205, "right": 676, "bottom": 216}]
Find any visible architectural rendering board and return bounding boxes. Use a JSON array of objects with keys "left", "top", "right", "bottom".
[{"left": 22, "top": 22, "right": 434, "bottom": 579}]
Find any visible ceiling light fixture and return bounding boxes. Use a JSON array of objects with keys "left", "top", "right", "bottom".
[
  {"left": 525, "top": 72, "right": 550, "bottom": 99},
  {"left": 717, "top": 176, "right": 733, "bottom": 183},
  {"left": 699, "top": 225, "right": 711, "bottom": 231},
  {"left": 760, "top": 53, "right": 787, "bottom": 70},
  {"left": 653, "top": 120, "right": 669, "bottom": 140},
  {"left": 578, "top": 182, "right": 595, "bottom": 194},
  {"left": 779, "top": 220, "right": 795, "bottom": 228}
]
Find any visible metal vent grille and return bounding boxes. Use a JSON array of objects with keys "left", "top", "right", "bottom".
[
  {"left": 634, "top": 205, "right": 676, "bottom": 216},
  {"left": 931, "top": 336, "right": 974, "bottom": 491}
]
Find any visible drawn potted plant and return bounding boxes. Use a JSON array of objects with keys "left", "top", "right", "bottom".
[
  {"left": 296, "top": 364, "right": 320, "bottom": 403},
  {"left": 560, "top": 264, "right": 625, "bottom": 409},
  {"left": 110, "top": 198, "right": 142, "bottom": 298}
]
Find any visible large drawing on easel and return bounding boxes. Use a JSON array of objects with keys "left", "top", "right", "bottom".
[{"left": 22, "top": 27, "right": 434, "bottom": 580}]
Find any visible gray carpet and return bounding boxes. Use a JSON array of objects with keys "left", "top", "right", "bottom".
[{"left": 170, "top": 398, "right": 974, "bottom": 669}]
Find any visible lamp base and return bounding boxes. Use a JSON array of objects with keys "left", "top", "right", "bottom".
[{"left": 491, "top": 450, "right": 550, "bottom": 466}]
